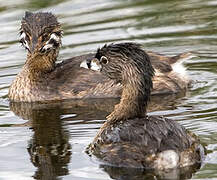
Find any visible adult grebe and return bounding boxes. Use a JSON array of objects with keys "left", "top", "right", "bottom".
[{"left": 83, "top": 43, "right": 204, "bottom": 170}]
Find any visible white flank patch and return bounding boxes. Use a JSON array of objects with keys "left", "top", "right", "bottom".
[
  {"left": 154, "top": 150, "right": 179, "bottom": 170},
  {"left": 172, "top": 53, "right": 196, "bottom": 76},
  {"left": 172, "top": 61, "right": 187, "bottom": 76}
]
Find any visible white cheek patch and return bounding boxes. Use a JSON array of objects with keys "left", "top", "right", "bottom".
[
  {"left": 20, "top": 32, "right": 30, "bottom": 50},
  {"left": 45, "top": 33, "right": 60, "bottom": 45},
  {"left": 50, "top": 33, "right": 60, "bottom": 41},
  {"left": 90, "top": 61, "right": 102, "bottom": 71},
  {"left": 20, "top": 32, "right": 26, "bottom": 39},
  {"left": 42, "top": 33, "right": 61, "bottom": 52},
  {"left": 23, "top": 41, "right": 30, "bottom": 50},
  {"left": 80, "top": 59, "right": 102, "bottom": 71},
  {"left": 43, "top": 44, "right": 53, "bottom": 50}
]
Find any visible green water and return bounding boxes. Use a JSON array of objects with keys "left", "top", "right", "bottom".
[{"left": 0, "top": 0, "right": 217, "bottom": 179}]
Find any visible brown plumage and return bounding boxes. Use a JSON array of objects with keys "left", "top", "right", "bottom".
[
  {"left": 8, "top": 12, "right": 110, "bottom": 102},
  {"left": 9, "top": 12, "right": 191, "bottom": 102},
  {"left": 85, "top": 43, "right": 204, "bottom": 170}
]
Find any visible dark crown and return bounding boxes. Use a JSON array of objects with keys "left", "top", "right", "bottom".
[
  {"left": 96, "top": 42, "right": 155, "bottom": 79},
  {"left": 21, "top": 12, "right": 60, "bottom": 35}
]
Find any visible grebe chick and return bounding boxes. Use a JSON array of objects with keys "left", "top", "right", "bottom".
[
  {"left": 8, "top": 12, "right": 109, "bottom": 102},
  {"left": 9, "top": 11, "right": 191, "bottom": 102},
  {"left": 83, "top": 43, "right": 204, "bottom": 170}
]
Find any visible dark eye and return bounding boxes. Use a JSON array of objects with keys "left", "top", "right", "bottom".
[
  {"left": 54, "top": 31, "right": 62, "bottom": 37},
  {"left": 19, "top": 39, "right": 24, "bottom": 44},
  {"left": 42, "top": 34, "right": 49, "bottom": 42},
  {"left": 100, "top": 56, "right": 108, "bottom": 64}
]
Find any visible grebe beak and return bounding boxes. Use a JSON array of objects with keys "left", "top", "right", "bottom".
[{"left": 80, "top": 58, "right": 102, "bottom": 71}]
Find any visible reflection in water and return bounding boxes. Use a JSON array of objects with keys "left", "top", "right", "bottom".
[
  {"left": 9, "top": 93, "right": 185, "bottom": 123},
  {"left": 26, "top": 0, "right": 66, "bottom": 9},
  {"left": 10, "top": 102, "right": 71, "bottom": 180},
  {"left": 83, "top": 96, "right": 202, "bottom": 180},
  {"left": 101, "top": 164, "right": 201, "bottom": 180},
  {"left": 9, "top": 94, "right": 187, "bottom": 179},
  {"left": 0, "top": 0, "right": 216, "bottom": 179}
]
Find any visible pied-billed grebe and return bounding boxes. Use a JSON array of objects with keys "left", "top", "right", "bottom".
[
  {"left": 9, "top": 11, "right": 192, "bottom": 102},
  {"left": 8, "top": 11, "right": 108, "bottom": 102},
  {"left": 83, "top": 43, "right": 204, "bottom": 170}
]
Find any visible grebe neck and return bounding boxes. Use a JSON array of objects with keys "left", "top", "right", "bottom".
[
  {"left": 25, "top": 52, "right": 57, "bottom": 77},
  {"left": 107, "top": 64, "right": 153, "bottom": 122}
]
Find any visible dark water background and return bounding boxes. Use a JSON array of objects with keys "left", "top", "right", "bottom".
[{"left": 0, "top": 0, "right": 217, "bottom": 179}]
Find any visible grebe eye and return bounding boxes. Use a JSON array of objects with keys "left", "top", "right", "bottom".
[
  {"left": 100, "top": 56, "right": 108, "bottom": 64},
  {"left": 42, "top": 34, "right": 49, "bottom": 42}
]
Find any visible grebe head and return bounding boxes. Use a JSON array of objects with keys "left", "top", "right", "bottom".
[
  {"left": 81, "top": 43, "right": 155, "bottom": 119},
  {"left": 19, "top": 11, "right": 62, "bottom": 57},
  {"left": 81, "top": 43, "right": 154, "bottom": 86}
]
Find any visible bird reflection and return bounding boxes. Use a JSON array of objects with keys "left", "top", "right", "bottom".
[
  {"left": 10, "top": 102, "right": 71, "bottom": 180},
  {"left": 9, "top": 99, "right": 119, "bottom": 180},
  {"left": 9, "top": 93, "right": 188, "bottom": 180},
  {"left": 101, "top": 164, "right": 200, "bottom": 180}
]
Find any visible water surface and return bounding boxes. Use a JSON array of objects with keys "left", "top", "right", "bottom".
[{"left": 0, "top": 0, "right": 217, "bottom": 179}]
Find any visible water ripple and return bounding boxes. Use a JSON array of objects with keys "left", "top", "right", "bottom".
[{"left": 0, "top": 0, "right": 217, "bottom": 179}]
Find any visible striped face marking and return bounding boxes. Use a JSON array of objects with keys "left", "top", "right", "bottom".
[
  {"left": 50, "top": 33, "right": 60, "bottom": 41},
  {"left": 19, "top": 30, "right": 62, "bottom": 53},
  {"left": 20, "top": 32, "right": 30, "bottom": 51},
  {"left": 41, "top": 33, "right": 61, "bottom": 52}
]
